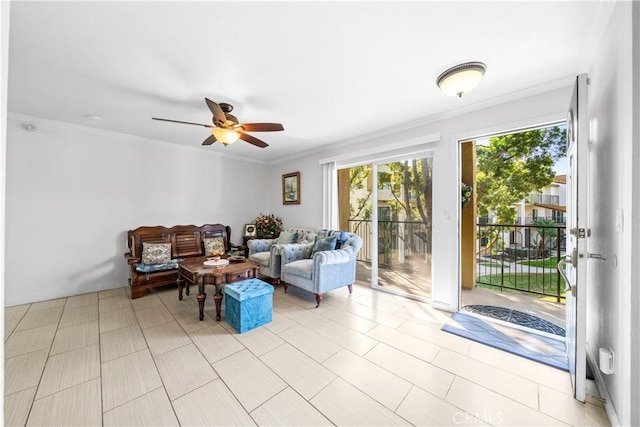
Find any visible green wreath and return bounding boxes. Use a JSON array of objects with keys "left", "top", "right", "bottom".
[{"left": 461, "top": 182, "right": 473, "bottom": 208}]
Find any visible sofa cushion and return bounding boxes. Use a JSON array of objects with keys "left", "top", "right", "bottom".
[
  {"left": 135, "top": 258, "right": 183, "bottom": 273},
  {"left": 298, "top": 231, "right": 317, "bottom": 244},
  {"left": 284, "top": 259, "right": 314, "bottom": 280},
  {"left": 141, "top": 242, "right": 171, "bottom": 265},
  {"left": 277, "top": 230, "right": 298, "bottom": 244},
  {"left": 311, "top": 235, "right": 337, "bottom": 256},
  {"left": 249, "top": 251, "right": 271, "bottom": 267},
  {"left": 203, "top": 237, "right": 226, "bottom": 256}
]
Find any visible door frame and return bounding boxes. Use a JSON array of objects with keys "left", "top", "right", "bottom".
[
  {"left": 453, "top": 115, "right": 567, "bottom": 311},
  {"left": 335, "top": 149, "right": 435, "bottom": 301}
]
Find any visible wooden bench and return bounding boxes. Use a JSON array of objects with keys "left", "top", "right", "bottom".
[{"left": 124, "top": 223, "right": 233, "bottom": 299}]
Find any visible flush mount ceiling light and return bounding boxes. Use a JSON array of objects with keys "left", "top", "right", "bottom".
[{"left": 436, "top": 62, "right": 487, "bottom": 98}]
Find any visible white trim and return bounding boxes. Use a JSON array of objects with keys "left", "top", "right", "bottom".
[
  {"left": 587, "top": 348, "right": 621, "bottom": 427},
  {"left": 321, "top": 162, "right": 337, "bottom": 229},
  {"left": 453, "top": 112, "right": 567, "bottom": 144},
  {"left": 452, "top": 113, "right": 568, "bottom": 313},
  {"left": 318, "top": 133, "right": 440, "bottom": 165},
  {"left": 269, "top": 78, "right": 575, "bottom": 166},
  {"left": 338, "top": 148, "right": 436, "bottom": 170}
]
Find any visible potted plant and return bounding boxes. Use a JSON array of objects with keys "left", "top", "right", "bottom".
[{"left": 253, "top": 213, "right": 283, "bottom": 238}]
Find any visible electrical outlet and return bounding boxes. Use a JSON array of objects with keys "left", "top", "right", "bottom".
[{"left": 599, "top": 347, "right": 614, "bottom": 374}]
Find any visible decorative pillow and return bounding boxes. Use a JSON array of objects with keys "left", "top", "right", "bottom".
[
  {"left": 334, "top": 231, "right": 349, "bottom": 249},
  {"left": 277, "top": 231, "right": 298, "bottom": 244},
  {"left": 203, "top": 237, "right": 226, "bottom": 256},
  {"left": 320, "top": 229, "right": 348, "bottom": 249},
  {"left": 311, "top": 235, "right": 337, "bottom": 257},
  {"left": 141, "top": 242, "right": 171, "bottom": 265},
  {"left": 135, "top": 258, "right": 184, "bottom": 273}
]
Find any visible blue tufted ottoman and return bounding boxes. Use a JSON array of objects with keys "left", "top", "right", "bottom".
[{"left": 224, "top": 279, "right": 274, "bottom": 333}]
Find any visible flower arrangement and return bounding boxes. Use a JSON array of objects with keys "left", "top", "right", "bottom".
[
  {"left": 461, "top": 182, "right": 473, "bottom": 208},
  {"left": 253, "top": 213, "right": 283, "bottom": 237}
]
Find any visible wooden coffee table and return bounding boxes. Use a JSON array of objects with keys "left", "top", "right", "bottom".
[{"left": 177, "top": 257, "right": 260, "bottom": 321}]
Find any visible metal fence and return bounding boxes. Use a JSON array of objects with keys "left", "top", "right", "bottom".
[
  {"left": 348, "top": 219, "right": 430, "bottom": 269},
  {"left": 516, "top": 216, "right": 566, "bottom": 225},
  {"left": 345, "top": 219, "right": 565, "bottom": 302},
  {"left": 476, "top": 223, "right": 566, "bottom": 302},
  {"left": 527, "top": 194, "right": 560, "bottom": 205}
]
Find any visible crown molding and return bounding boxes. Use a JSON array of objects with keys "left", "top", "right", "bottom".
[
  {"left": 7, "top": 112, "right": 268, "bottom": 165},
  {"left": 269, "top": 77, "right": 574, "bottom": 166}
]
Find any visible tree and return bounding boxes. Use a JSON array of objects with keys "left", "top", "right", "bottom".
[
  {"left": 346, "top": 158, "right": 433, "bottom": 263},
  {"left": 349, "top": 165, "right": 372, "bottom": 233},
  {"left": 476, "top": 125, "right": 566, "bottom": 223},
  {"left": 531, "top": 218, "right": 559, "bottom": 258}
]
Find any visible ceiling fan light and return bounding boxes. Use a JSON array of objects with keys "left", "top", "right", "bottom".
[
  {"left": 436, "top": 62, "right": 487, "bottom": 97},
  {"left": 212, "top": 127, "right": 240, "bottom": 144}
]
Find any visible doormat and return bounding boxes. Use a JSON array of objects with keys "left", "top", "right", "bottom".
[
  {"left": 442, "top": 312, "right": 569, "bottom": 371},
  {"left": 463, "top": 305, "right": 566, "bottom": 337}
]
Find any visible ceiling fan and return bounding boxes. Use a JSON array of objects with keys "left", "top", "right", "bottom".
[{"left": 152, "top": 98, "right": 284, "bottom": 148}]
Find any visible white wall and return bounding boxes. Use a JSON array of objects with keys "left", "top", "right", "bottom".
[
  {"left": 270, "top": 87, "right": 572, "bottom": 310},
  {"left": 267, "top": 154, "right": 323, "bottom": 229},
  {"left": 631, "top": 5, "right": 640, "bottom": 426},
  {"left": 1, "top": 2, "right": 11, "bottom": 314},
  {"left": 585, "top": 2, "right": 638, "bottom": 425},
  {"left": 5, "top": 115, "right": 268, "bottom": 306}
]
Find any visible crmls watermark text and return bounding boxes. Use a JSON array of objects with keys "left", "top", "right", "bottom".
[{"left": 453, "top": 411, "right": 505, "bottom": 425}]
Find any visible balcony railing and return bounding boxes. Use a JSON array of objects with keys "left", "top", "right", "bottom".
[
  {"left": 477, "top": 223, "right": 566, "bottom": 302},
  {"left": 348, "top": 219, "right": 430, "bottom": 269},
  {"left": 516, "top": 216, "right": 566, "bottom": 225},
  {"left": 345, "top": 219, "right": 566, "bottom": 303},
  {"left": 527, "top": 194, "right": 560, "bottom": 205}
]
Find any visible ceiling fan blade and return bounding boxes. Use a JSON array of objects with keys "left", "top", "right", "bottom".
[
  {"left": 239, "top": 132, "right": 269, "bottom": 148},
  {"left": 152, "top": 117, "right": 213, "bottom": 128},
  {"left": 205, "top": 98, "right": 226, "bottom": 127},
  {"left": 238, "top": 123, "right": 284, "bottom": 132},
  {"left": 202, "top": 134, "right": 217, "bottom": 146}
]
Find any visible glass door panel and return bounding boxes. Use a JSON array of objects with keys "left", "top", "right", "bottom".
[
  {"left": 337, "top": 165, "right": 373, "bottom": 287},
  {"left": 374, "top": 157, "right": 432, "bottom": 300},
  {"left": 337, "top": 154, "right": 432, "bottom": 301}
]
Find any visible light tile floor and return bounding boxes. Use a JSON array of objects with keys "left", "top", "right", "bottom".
[{"left": 4, "top": 283, "right": 610, "bottom": 426}]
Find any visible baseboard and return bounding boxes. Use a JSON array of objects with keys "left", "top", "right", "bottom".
[
  {"left": 430, "top": 300, "right": 453, "bottom": 311},
  {"left": 587, "top": 348, "right": 621, "bottom": 426}
]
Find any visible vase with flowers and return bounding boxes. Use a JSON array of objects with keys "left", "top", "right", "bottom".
[{"left": 253, "top": 213, "right": 283, "bottom": 238}]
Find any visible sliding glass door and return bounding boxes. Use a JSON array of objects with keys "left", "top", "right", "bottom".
[{"left": 338, "top": 153, "right": 433, "bottom": 301}]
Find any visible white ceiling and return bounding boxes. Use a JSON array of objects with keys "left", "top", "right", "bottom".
[{"left": 7, "top": 1, "right": 609, "bottom": 163}]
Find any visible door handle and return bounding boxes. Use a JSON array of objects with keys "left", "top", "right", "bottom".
[{"left": 557, "top": 258, "right": 576, "bottom": 295}]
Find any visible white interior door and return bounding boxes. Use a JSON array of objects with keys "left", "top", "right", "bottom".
[{"left": 561, "top": 73, "right": 589, "bottom": 402}]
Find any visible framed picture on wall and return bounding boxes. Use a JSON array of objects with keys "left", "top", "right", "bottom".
[
  {"left": 244, "top": 224, "right": 257, "bottom": 237},
  {"left": 282, "top": 171, "right": 300, "bottom": 205}
]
